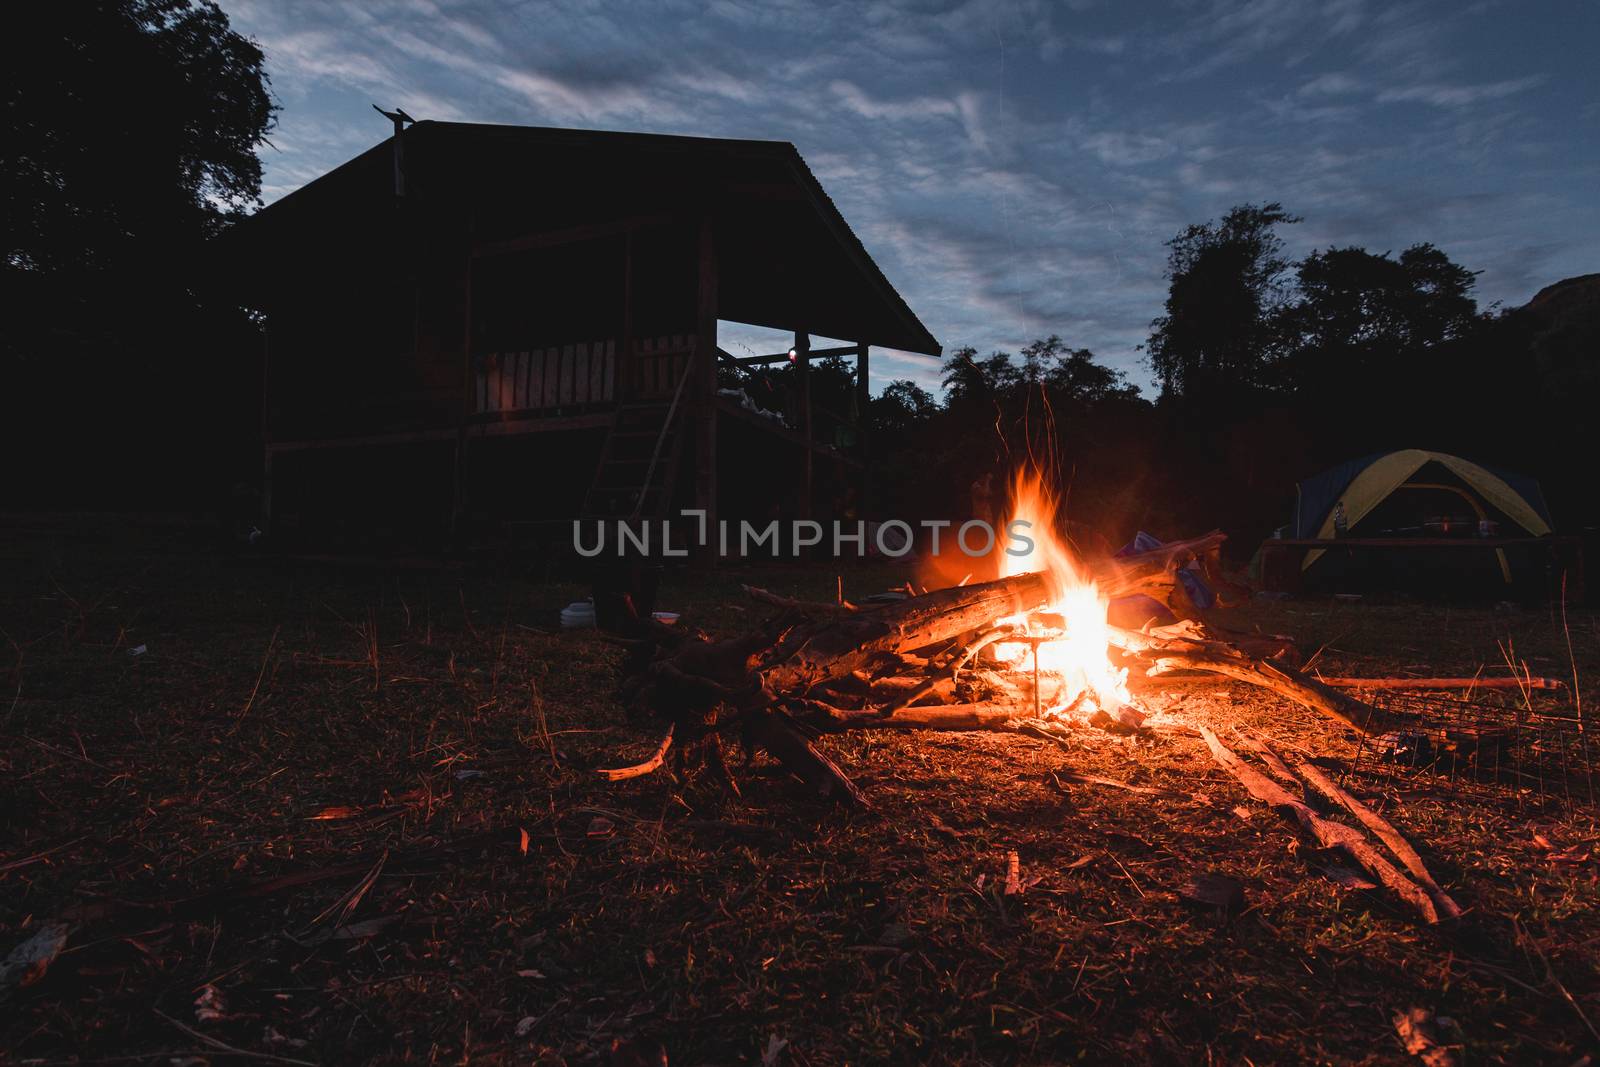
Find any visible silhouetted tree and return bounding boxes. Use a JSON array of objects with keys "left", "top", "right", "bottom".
[
  {"left": 1, "top": 0, "right": 276, "bottom": 506},
  {"left": 1145, "top": 203, "right": 1299, "bottom": 406},
  {"left": 1, "top": 0, "right": 274, "bottom": 279},
  {"left": 1275, "top": 243, "right": 1483, "bottom": 393},
  {"left": 871, "top": 379, "right": 937, "bottom": 438},
  {"left": 941, "top": 346, "right": 1020, "bottom": 411},
  {"left": 1021, "top": 335, "right": 1142, "bottom": 406}
]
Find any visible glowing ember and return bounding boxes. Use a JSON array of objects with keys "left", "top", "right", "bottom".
[{"left": 995, "top": 470, "right": 1133, "bottom": 717}]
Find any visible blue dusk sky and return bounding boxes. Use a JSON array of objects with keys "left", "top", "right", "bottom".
[{"left": 220, "top": 0, "right": 1600, "bottom": 394}]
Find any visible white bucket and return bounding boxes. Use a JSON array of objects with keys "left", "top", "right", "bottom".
[{"left": 560, "top": 600, "right": 597, "bottom": 629}]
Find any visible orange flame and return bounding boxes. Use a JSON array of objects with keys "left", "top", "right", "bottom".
[{"left": 995, "top": 469, "right": 1132, "bottom": 715}]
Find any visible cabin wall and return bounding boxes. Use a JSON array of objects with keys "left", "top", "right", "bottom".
[
  {"left": 264, "top": 213, "right": 710, "bottom": 447},
  {"left": 264, "top": 220, "right": 467, "bottom": 444}
]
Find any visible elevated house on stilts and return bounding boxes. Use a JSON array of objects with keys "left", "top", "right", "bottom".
[{"left": 231, "top": 120, "right": 941, "bottom": 552}]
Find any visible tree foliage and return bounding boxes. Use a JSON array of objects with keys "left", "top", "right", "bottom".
[
  {"left": 1, "top": 0, "right": 275, "bottom": 277},
  {"left": 1145, "top": 203, "right": 1300, "bottom": 404},
  {"left": 1275, "top": 243, "right": 1483, "bottom": 392},
  {"left": 1, "top": 0, "right": 275, "bottom": 506}
]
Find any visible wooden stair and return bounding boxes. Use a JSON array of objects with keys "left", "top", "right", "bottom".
[{"left": 580, "top": 363, "right": 694, "bottom": 522}]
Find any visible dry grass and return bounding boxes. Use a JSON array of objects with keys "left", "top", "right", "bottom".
[{"left": 1, "top": 514, "right": 1597, "bottom": 1065}]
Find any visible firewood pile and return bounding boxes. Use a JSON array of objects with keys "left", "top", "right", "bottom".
[{"left": 601, "top": 532, "right": 1514, "bottom": 802}]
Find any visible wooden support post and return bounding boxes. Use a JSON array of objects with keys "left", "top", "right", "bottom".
[
  {"left": 795, "top": 331, "right": 812, "bottom": 521},
  {"left": 856, "top": 344, "right": 870, "bottom": 520},
  {"left": 451, "top": 239, "right": 475, "bottom": 542},
  {"left": 621, "top": 230, "right": 634, "bottom": 402},
  {"left": 694, "top": 216, "right": 718, "bottom": 556},
  {"left": 260, "top": 321, "right": 273, "bottom": 531}
]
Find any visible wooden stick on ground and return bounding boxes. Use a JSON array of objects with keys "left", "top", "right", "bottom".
[
  {"left": 1291, "top": 760, "right": 1462, "bottom": 921},
  {"left": 597, "top": 725, "right": 675, "bottom": 781},
  {"left": 1133, "top": 674, "right": 1562, "bottom": 692},
  {"left": 1314, "top": 676, "right": 1563, "bottom": 691},
  {"left": 1198, "top": 727, "right": 1445, "bottom": 924},
  {"left": 828, "top": 702, "right": 1021, "bottom": 732}
]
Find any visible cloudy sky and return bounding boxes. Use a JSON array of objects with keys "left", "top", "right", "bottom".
[{"left": 221, "top": 0, "right": 1599, "bottom": 393}]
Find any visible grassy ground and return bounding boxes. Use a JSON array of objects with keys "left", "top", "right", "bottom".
[{"left": 1, "top": 514, "right": 1597, "bottom": 1065}]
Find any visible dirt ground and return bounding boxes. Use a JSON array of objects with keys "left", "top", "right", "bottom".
[{"left": 2, "top": 515, "right": 1597, "bottom": 1066}]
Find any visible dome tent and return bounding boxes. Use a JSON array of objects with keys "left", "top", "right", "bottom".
[{"left": 1292, "top": 449, "right": 1554, "bottom": 586}]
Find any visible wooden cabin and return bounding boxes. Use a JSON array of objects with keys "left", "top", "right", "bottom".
[{"left": 231, "top": 120, "right": 941, "bottom": 549}]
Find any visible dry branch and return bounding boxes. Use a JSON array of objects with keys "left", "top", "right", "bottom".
[
  {"left": 1198, "top": 727, "right": 1445, "bottom": 924},
  {"left": 827, "top": 702, "right": 1022, "bottom": 732},
  {"left": 1165, "top": 652, "right": 1397, "bottom": 735},
  {"left": 747, "top": 712, "right": 870, "bottom": 808},
  {"left": 597, "top": 725, "right": 675, "bottom": 781},
  {"left": 1291, "top": 760, "right": 1462, "bottom": 921},
  {"left": 1314, "top": 676, "right": 1563, "bottom": 691}
]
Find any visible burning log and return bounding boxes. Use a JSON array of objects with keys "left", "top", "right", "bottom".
[
  {"left": 608, "top": 572, "right": 1053, "bottom": 800},
  {"left": 1107, "top": 623, "right": 1398, "bottom": 736},
  {"left": 755, "top": 572, "right": 1049, "bottom": 693}
]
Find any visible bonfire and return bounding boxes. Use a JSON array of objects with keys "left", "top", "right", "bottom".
[{"left": 601, "top": 465, "right": 1540, "bottom": 926}]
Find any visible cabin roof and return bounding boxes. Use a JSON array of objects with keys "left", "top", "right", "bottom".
[{"left": 237, "top": 120, "right": 942, "bottom": 356}]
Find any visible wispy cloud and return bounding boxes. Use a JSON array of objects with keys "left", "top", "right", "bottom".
[{"left": 1377, "top": 75, "right": 1545, "bottom": 108}]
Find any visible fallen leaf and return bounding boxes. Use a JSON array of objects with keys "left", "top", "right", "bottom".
[
  {"left": 194, "top": 984, "right": 225, "bottom": 1023},
  {"left": 609, "top": 1036, "right": 668, "bottom": 1066},
  {"left": 519, "top": 827, "right": 530, "bottom": 855},
  {"left": 762, "top": 1034, "right": 789, "bottom": 1066},
  {"left": 324, "top": 914, "right": 401, "bottom": 942},
  {"left": 588, "top": 816, "right": 616, "bottom": 838},
  {"left": 877, "top": 923, "right": 913, "bottom": 948},
  {"left": 263, "top": 1026, "right": 308, "bottom": 1049},
  {"left": 0, "top": 922, "right": 71, "bottom": 995},
  {"left": 309, "top": 805, "right": 360, "bottom": 821},
  {"left": 1393, "top": 1006, "right": 1458, "bottom": 1067},
  {"left": 1321, "top": 865, "right": 1380, "bottom": 891},
  {"left": 1180, "top": 872, "right": 1244, "bottom": 915},
  {"left": 516, "top": 1015, "right": 538, "bottom": 1037}
]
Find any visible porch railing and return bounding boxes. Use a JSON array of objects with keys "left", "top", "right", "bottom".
[{"left": 473, "top": 334, "right": 698, "bottom": 415}]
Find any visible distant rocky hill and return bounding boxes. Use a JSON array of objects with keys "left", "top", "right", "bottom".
[{"left": 1516, "top": 273, "right": 1599, "bottom": 393}]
